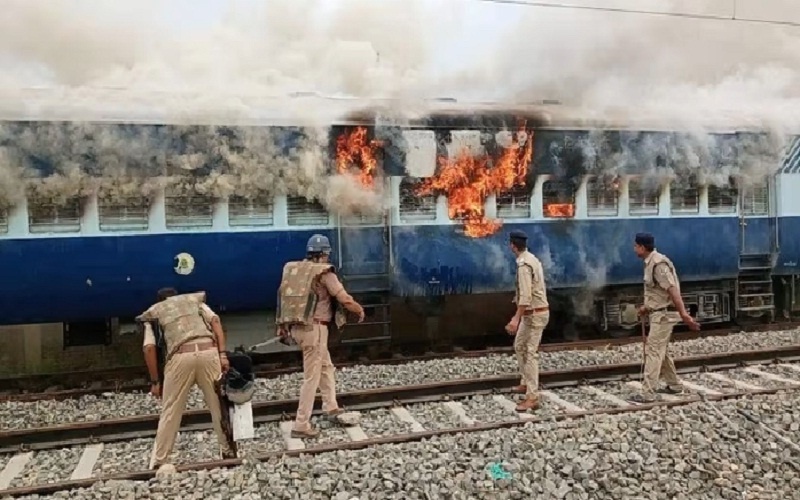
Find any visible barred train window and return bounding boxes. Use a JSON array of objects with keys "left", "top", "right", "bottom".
[
  {"left": 228, "top": 194, "right": 274, "bottom": 227},
  {"left": 165, "top": 190, "right": 213, "bottom": 230},
  {"left": 497, "top": 185, "right": 531, "bottom": 219},
  {"left": 287, "top": 196, "right": 330, "bottom": 226},
  {"left": 741, "top": 179, "right": 769, "bottom": 216},
  {"left": 670, "top": 178, "right": 699, "bottom": 214},
  {"left": 628, "top": 178, "right": 660, "bottom": 216},
  {"left": 586, "top": 177, "right": 619, "bottom": 217},
  {"left": 99, "top": 196, "right": 149, "bottom": 232},
  {"left": 0, "top": 207, "right": 7, "bottom": 233},
  {"left": 707, "top": 179, "right": 737, "bottom": 214},
  {"left": 399, "top": 178, "right": 436, "bottom": 222},
  {"left": 542, "top": 180, "right": 575, "bottom": 218},
  {"left": 28, "top": 197, "right": 82, "bottom": 233}
]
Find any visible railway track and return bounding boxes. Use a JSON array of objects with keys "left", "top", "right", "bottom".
[
  {"left": 2, "top": 320, "right": 797, "bottom": 403},
  {"left": 1, "top": 344, "right": 800, "bottom": 497}
]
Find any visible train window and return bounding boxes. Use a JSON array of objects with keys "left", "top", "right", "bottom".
[
  {"left": 165, "top": 189, "right": 213, "bottom": 230},
  {"left": 63, "top": 320, "right": 112, "bottom": 348},
  {"left": 542, "top": 180, "right": 576, "bottom": 218},
  {"left": 497, "top": 185, "right": 531, "bottom": 219},
  {"left": 741, "top": 180, "right": 769, "bottom": 216},
  {"left": 98, "top": 196, "right": 150, "bottom": 232},
  {"left": 28, "top": 195, "right": 82, "bottom": 233},
  {"left": 0, "top": 206, "right": 7, "bottom": 233},
  {"left": 708, "top": 181, "right": 738, "bottom": 214},
  {"left": 228, "top": 194, "right": 275, "bottom": 227},
  {"left": 670, "top": 178, "right": 699, "bottom": 214},
  {"left": 399, "top": 178, "right": 437, "bottom": 222},
  {"left": 287, "top": 196, "right": 330, "bottom": 226},
  {"left": 628, "top": 178, "right": 660, "bottom": 216},
  {"left": 586, "top": 177, "right": 620, "bottom": 217}
]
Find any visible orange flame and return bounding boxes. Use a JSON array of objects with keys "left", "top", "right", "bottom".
[
  {"left": 415, "top": 125, "right": 534, "bottom": 238},
  {"left": 336, "top": 127, "right": 381, "bottom": 187},
  {"left": 544, "top": 203, "right": 575, "bottom": 218}
]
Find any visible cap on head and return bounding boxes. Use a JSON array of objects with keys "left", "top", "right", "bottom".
[
  {"left": 306, "top": 234, "right": 332, "bottom": 254},
  {"left": 635, "top": 232, "right": 655, "bottom": 247},
  {"left": 509, "top": 230, "right": 528, "bottom": 241}
]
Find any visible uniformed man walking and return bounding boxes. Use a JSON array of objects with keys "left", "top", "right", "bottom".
[
  {"left": 276, "top": 234, "right": 365, "bottom": 438},
  {"left": 505, "top": 230, "right": 549, "bottom": 412},
  {"left": 629, "top": 232, "right": 700, "bottom": 403},
  {"left": 140, "top": 288, "right": 235, "bottom": 469}
]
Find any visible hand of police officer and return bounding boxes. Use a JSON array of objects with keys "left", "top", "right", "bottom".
[
  {"left": 150, "top": 382, "right": 161, "bottom": 399},
  {"left": 505, "top": 318, "right": 519, "bottom": 335},
  {"left": 681, "top": 313, "right": 701, "bottom": 331},
  {"left": 357, "top": 309, "right": 365, "bottom": 323},
  {"left": 219, "top": 352, "right": 230, "bottom": 373},
  {"left": 637, "top": 305, "right": 648, "bottom": 317}
]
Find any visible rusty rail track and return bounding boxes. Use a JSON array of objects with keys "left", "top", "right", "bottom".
[
  {"left": 2, "top": 343, "right": 799, "bottom": 454},
  {"left": 3, "top": 320, "right": 797, "bottom": 403}
]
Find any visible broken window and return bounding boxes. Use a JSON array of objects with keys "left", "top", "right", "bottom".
[
  {"left": 586, "top": 177, "right": 620, "bottom": 217},
  {"left": 0, "top": 207, "right": 7, "bottom": 233},
  {"left": 670, "top": 177, "right": 699, "bottom": 214},
  {"left": 228, "top": 194, "right": 274, "bottom": 227},
  {"left": 542, "top": 180, "right": 575, "bottom": 218},
  {"left": 287, "top": 196, "right": 330, "bottom": 226},
  {"left": 628, "top": 178, "right": 660, "bottom": 216},
  {"left": 497, "top": 185, "right": 531, "bottom": 219},
  {"left": 740, "top": 178, "right": 769, "bottom": 216},
  {"left": 399, "top": 178, "right": 436, "bottom": 222},
  {"left": 98, "top": 196, "right": 150, "bottom": 232},
  {"left": 28, "top": 196, "right": 82, "bottom": 233},
  {"left": 707, "top": 179, "right": 738, "bottom": 214},
  {"left": 165, "top": 188, "right": 213, "bottom": 230}
]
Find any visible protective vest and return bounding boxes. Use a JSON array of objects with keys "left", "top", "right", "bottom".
[
  {"left": 514, "top": 250, "right": 548, "bottom": 310},
  {"left": 643, "top": 251, "right": 679, "bottom": 310},
  {"left": 147, "top": 292, "right": 214, "bottom": 358},
  {"left": 276, "top": 261, "right": 335, "bottom": 327}
]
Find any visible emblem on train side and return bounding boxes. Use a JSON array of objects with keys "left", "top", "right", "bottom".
[{"left": 174, "top": 252, "right": 195, "bottom": 275}]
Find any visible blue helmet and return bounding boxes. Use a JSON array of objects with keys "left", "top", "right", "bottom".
[{"left": 306, "top": 234, "right": 331, "bottom": 254}]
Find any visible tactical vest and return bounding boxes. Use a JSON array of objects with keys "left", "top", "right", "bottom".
[
  {"left": 276, "top": 261, "right": 335, "bottom": 327},
  {"left": 148, "top": 292, "right": 214, "bottom": 358},
  {"left": 643, "top": 251, "right": 679, "bottom": 310}
]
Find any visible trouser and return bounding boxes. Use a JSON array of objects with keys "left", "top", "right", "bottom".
[
  {"left": 514, "top": 312, "right": 549, "bottom": 398},
  {"left": 641, "top": 311, "right": 681, "bottom": 397},
  {"left": 292, "top": 322, "right": 340, "bottom": 432},
  {"left": 149, "top": 340, "right": 231, "bottom": 468}
]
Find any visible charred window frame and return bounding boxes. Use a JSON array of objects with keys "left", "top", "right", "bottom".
[
  {"left": 740, "top": 178, "right": 769, "bottom": 216},
  {"left": 707, "top": 178, "right": 738, "bottom": 214},
  {"left": 164, "top": 188, "right": 214, "bottom": 230},
  {"left": 542, "top": 180, "right": 576, "bottom": 219},
  {"left": 497, "top": 185, "right": 531, "bottom": 219},
  {"left": 669, "top": 177, "right": 699, "bottom": 214},
  {"left": 287, "top": 196, "right": 330, "bottom": 226},
  {"left": 399, "top": 178, "right": 436, "bottom": 222},
  {"left": 0, "top": 206, "right": 7, "bottom": 233},
  {"left": 27, "top": 195, "right": 82, "bottom": 234},
  {"left": 628, "top": 178, "right": 660, "bottom": 216},
  {"left": 586, "top": 177, "right": 620, "bottom": 217},
  {"left": 228, "top": 194, "right": 275, "bottom": 227},
  {"left": 98, "top": 196, "right": 150, "bottom": 232}
]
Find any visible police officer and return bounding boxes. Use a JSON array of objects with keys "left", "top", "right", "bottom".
[
  {"left": 139, "top": 288, "right": 234, "bottom": 469},
  {"left": 276, "top": 234, "right": 365, "bottom": 438},
  {"left": 630, "top": 232, "right": 700, "bottom": 403},
  {"left": 505, "top": 229, "right": 550, "bottom": 412}
]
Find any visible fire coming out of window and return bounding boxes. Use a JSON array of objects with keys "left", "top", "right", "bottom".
[{"left": 335, "top": 126, "right": 382, "bottom": 188}]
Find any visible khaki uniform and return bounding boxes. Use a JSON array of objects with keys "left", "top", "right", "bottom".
[
  {"left": 139, "top": 292, "right": 232, "bottom": 468},
  {"left": 276, "top": 261, "right": 362, "bottom": 433},
  {"left": 513, "top": 250, "right": 550, "bottom": 399},
  {"left": 641, "top": 250, "right": 683, "bottom": 397}
]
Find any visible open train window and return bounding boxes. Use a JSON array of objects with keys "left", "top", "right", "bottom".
[
  {"left": 497, "top": 185, "right": 531, "bottom": 219},
  {"left": 99, "top": 196, "right": 150, "bottom": 232},
  {"left": 0, "top": 206, "right": 7, "bottom": 233},
  {"left": 228, "top": 194, "right": 275, "bottom": 227},
  {"left": 165, "top": 187, "right": 213, "bottom": 230},
  {"left": 287, "top": 196, "right": 330, "bottom": 226},
  {"left": 542, "top": 180, "right": 575, "bottom": 218},
  {"left": 740, "top": 178, "right": 769, "bottom": 216},
  {"left": 28, "top": 194, "right": 82, "bottom": 233},
  {"left": 399, "top": 178, "right": 436, "bottom": 222},
  {"left": 628, "top": 178, "right": 660, "bottom": 216},
  {"left": 670, "top": 177, "right": 699, "bottom": 214},
  {"left": 586, "top": 177, "right": 620, "bottom": 217},
  {"left": 708, "top": 178, "right": 738, "bottom": 214}
]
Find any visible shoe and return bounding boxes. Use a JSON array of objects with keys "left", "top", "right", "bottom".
[
  {"left": 627, "top": 394, "right": 658, "bottom": 404},
  {"left": 515, "top": 397, "right": 539, "bottom": 412},
  {"left": 511, "top": 385, "right": 527, "bottom": 394},
  {"left": 657, "top": 385, "right": 685, "bottom": 395},
  {"left": 325, "top": 408, "right": 345, "bottom": 420},
  {"left": 290, "top": 427, "right": 320, "bottom": 439}
]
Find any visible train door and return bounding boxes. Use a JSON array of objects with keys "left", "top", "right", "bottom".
[
  {"left": 738, "top": 176, "right": 773, "bottom": 255},
  {"left": 736, "top": 176, "right": 776, "bottom": 320}
]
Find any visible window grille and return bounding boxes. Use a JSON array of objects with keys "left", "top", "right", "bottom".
[
  {"left": 98, "top": 196, "right": 149, "bottom": 231},
  {"left": 165, "top": 191, "right": 213, "bottom": 230},
  {"left": 497, "top": 185, "right": 531, "bottom": 219},
  {"left": 628, "top": 178, "right": 660, "bottom": 216},
  {"left": 287, "top": 196, "right": 330, "bottom": 226},
  {"left": 670, "top": 178, "right": 699, "bottom": 214},
  {"left": 399, "top": 178, "right": 436, "bottom": 221},
  {"left": 228, "top": 194, "right": 275, "bottom": 227},
  {"left": 28, "top": 197, "right": 82, "bottom": 233},
  {"left": 0, "top": 207, "right": 7, "bottom": 233},
  {"left": 708, "top": 182, "right": 737, "bottom": 214},
  {"left": 740, "top": 180, "right": 769, "bottom": 216},
  {"left": 542, "top": 180, "right": 575, "bottom": 219},
  {"left": 586, "top": 177, "right": 619, "bottom": 217}
]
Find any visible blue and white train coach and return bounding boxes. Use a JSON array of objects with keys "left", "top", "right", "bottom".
[{"left": 1, "top": 102, "right": 799, "bottom": 346}]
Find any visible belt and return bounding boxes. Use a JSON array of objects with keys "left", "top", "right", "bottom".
[
  {"left": 649, "top": 306, "right": 677, "bottom": 313},
  {"left": 313, "top": 319, "right": 330, "bottom": 326},
  {"left": 522, "top": 307, "right": 549, "bottom": 316},
  {"left": 175, "top": 340, "right": 217, "bottom": 354}
]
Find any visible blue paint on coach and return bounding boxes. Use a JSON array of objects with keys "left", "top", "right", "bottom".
[{"left": 776, "top": 216, "right": 800, "bottom": 275}]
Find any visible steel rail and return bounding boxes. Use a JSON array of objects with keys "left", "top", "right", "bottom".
[{"left": 2, "top": 344, "right": 799, "bottom": 453}]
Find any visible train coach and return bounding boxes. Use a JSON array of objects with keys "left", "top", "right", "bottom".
[{"left": 1, "top": 97, "right": 799, "bottom": 350}]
